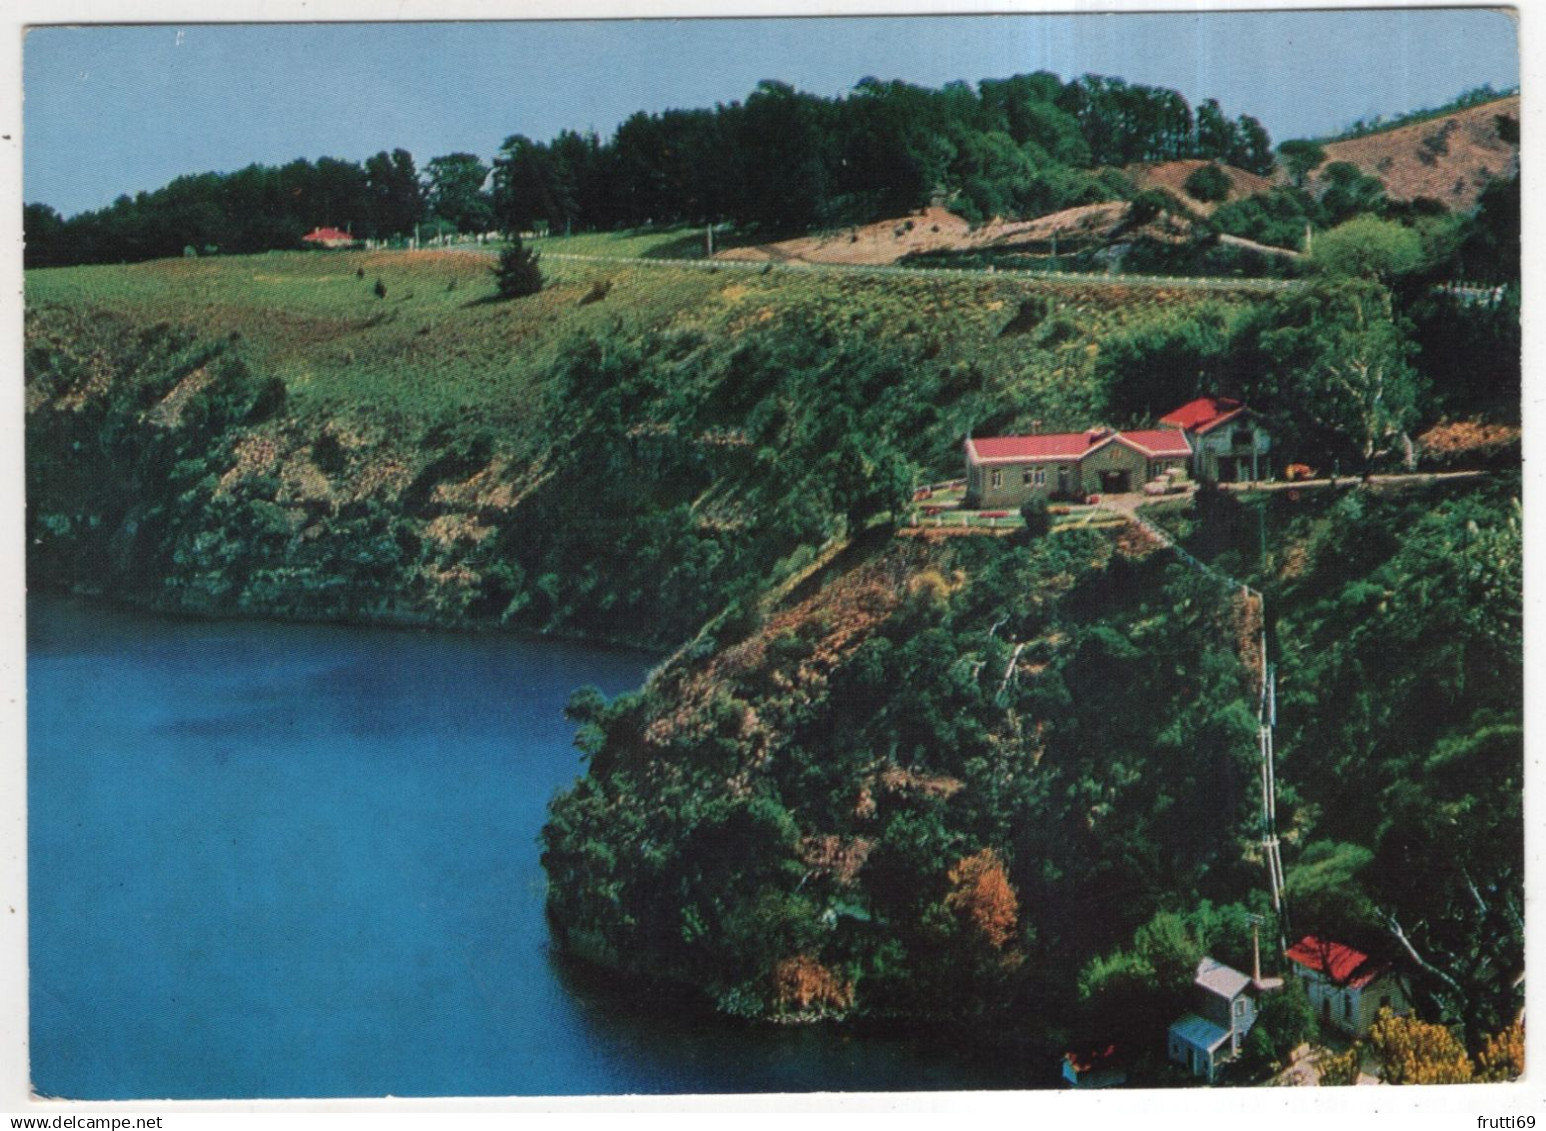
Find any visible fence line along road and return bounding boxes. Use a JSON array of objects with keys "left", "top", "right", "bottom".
[{"left": 538, "top": 251, "right": 1301, "bottom": 294}]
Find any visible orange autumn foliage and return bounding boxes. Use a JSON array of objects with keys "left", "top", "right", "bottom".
[
  {"left": 771, "top": 955, "right": 854, "bottom": 1014},
  {"left": 945, "top": 848, "right": 1020, "bottom": 950}
]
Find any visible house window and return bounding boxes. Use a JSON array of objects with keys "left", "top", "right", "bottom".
[
  {"left": 1035, "top": 468, "right": 1047, "bottom": 486},
  {"left": 1235, "top": 998, "right": 1247, "bottom": 1017},
  {"left": 1380, "top": 994, "right": 1392, "bottom": 1011},
  {"left": 1344, "top": 995, "right": 1354, "bottom": 1021},
  {"left": 1232, "top": 428, "right": 1254, "bottom": 448},
  {"left": 1023, "top": 468, "right": 1034, "bottom": 486},
  {"left": 990, "top": 469, "right": 1003, "bottom": 490}
]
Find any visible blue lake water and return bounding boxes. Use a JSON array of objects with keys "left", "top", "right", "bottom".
[{"left": 27, "top": 597, "right": 1027, "bottom": 1099}]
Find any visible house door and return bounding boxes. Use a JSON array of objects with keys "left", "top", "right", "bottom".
[{"left": 1100, "top": 470, "right": 1131, "bottom": 494}]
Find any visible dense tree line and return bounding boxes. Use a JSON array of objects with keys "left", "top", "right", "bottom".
[
  {"left": 23, "top": 148, "right": 434, "bottom": 268},
  {"left": 26, "top": 70, "right": 1275, "bottom": 267},
  {"left": 488, "top": 72, "right": 1274, "bottom": 236}
]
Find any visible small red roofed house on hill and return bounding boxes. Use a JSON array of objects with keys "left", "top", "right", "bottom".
[
  {"left": 964, "top": 427, "right": 1191, "bottom": 508},
  {"left": 302, "top": 226, "right": 359, "bottom": 250},
  {"left": 1285, "top": 935, "right": 1410, "bottom": 1037},
  {"left": 1158, "top": 396, "right": 1272, "bottom": 484}
]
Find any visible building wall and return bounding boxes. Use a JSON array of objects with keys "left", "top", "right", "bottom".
[
  {"left": 1198, "top": 989, "right": 1256, "bottom": 1036},
  {"left": 966, "top": 460, "right": 1080, "bottom": 508},
  {"left": 1168, "top": 1033, "right": 1221, "bottom": 1082},
  {"left": 1079, "top": 441, "right": 1149, "bottom": 495},
  {"left": 1195, "top": 423, "right": 1271, "bottom": 482},
  {"left": 1351, "top": 976, "right": 1410, "bottom": 1036},
  {"left": 1297, "top": 970, "right": 1407, "bottom": 1037}
]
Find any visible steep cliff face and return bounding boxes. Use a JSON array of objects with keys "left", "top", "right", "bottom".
[
  {"left": 540, "top": 519, "right": 1274, "bottom": 1029},
  {"left": 26, "top": 253, "right": 1249, "bottom": 647},
  {"left": 26, "top": 308, "right": 550, "bottom": 634}
]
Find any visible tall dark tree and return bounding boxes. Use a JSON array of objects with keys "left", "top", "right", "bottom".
[
  {"left": 1228, "top": 114, "right": 1276, "bottom": 175},
  {"left": 23, "top": 203, "right": 68, "bottom": 268},
  {"left": 364, "top": 148, "right": 426, "bottom": 240},
  {"left": 1278, "top": 139, "right": 1328, "bottom": 187},
  {"left": 1194, "top": 98, "right": 1238, "bottom": 162},
  {"left": 737, "top": 80, "right": 835, "bottom": 232},
  {"left": 425, "top": 152, "right": 493, "bottom": 234},
  {"left": 493, "top": 134, "right": 562, "bottom": 234}
]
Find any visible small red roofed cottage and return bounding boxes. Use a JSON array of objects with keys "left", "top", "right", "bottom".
[
  {"left": 302, "top": 226, "right": 358, "bottom": 250},
  {"left": 1285, "top": 935, "right": 1410, "bottom": 1037},
  {"left": 1158, "top": 396, "right": 1271, "bottom": 484},
  {"left": 964, "top": 427, "right": 1191, "bottom": 508},
  {"left": 1062, "top": 1043, "right": 1125, "bottom": 1089}
]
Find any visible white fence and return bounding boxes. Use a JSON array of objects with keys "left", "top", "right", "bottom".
[{"left": 540, "top": 252, "right": 1302, "bottom": 294}]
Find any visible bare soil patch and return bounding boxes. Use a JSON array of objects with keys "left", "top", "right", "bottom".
[{"left": 1125, "top": 159, "right": 1274, "bottom": 215}]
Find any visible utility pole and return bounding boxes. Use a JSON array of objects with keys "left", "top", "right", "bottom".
[
  {"left": 1249, "top": 913, "right": 1264, "bottom": 983},
  {"left": 1258, "top": 652, "right": 1289, "bottom": 952},
  {"left": 706, "top": 223, "right": 715, "bottom": 257}
]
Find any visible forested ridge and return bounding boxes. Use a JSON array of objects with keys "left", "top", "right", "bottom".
[{"left": 26, "top": 69, "right": 1277, "bottom": 267}]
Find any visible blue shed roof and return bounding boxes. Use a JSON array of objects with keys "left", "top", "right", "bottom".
[{"left": 1169, "top": 1013, "right": 1231, "bottom": 1053}]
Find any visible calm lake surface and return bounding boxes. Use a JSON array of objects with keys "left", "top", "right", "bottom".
[{"left": 28, "top": 596, "right": 1028, "bottom": 1099}]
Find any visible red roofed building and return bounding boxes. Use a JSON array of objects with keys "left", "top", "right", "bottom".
[
  {"left": 964, "top": 426, "right": 1191, "bottom": 508},
  {"left": 1159, "top": 396, "right": 1247, "bottom": 434},
  {"left": 1061, "top": 1043, "right": 1126, "bottom": 1089},
  {"left": 302, "top": 226, "right": 359, "bottom": 249},
  {"left": 1285, "top": 935, "right": 1410, "bottom": 1036},
  {"left": 1159, "top": 396, "right": 1272, "bottom": 484}
]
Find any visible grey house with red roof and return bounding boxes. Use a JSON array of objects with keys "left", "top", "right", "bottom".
[
  {"left": 1158, "top": 396, "right": 1272, "bottom": 484},
  {"left": 965, "top": 397, "right": 1272, "bottom": 508},
  {"left": 1285, "top": 936, "right": 1410, "bottom": 1037},
  {"left": 964, "top": 426, "right": 1192, "bottom": 508}
]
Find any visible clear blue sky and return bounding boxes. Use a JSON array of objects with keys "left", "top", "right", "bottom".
[{"left": 24, "top": 9, "right": 1519, "bottom": 217}]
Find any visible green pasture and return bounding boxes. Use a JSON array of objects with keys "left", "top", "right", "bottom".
[{"left": 26, "top": 245, "right": 1262, "bottom": 454}]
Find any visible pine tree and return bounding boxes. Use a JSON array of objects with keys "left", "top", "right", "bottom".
[{"left": 493, "top": 236, "right": 544, "bottom": 298}]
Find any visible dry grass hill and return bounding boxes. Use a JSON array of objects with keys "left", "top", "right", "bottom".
[
  {"left": 1125, "top": 159, "right": 1275, "bottom": 215},
  {"left": 715, "top": 198, "right": 1200, "bottom": 268},
  {"left": 1313, "top": 94, "right": 1519, "bottom": 211}
]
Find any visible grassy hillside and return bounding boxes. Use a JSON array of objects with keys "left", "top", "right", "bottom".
[
  {"left": 26, "top": 247, "right": 1262, "bottom": 646},
  {"left": 28, "top": 246, "right": 1250, "bottom": 432},
  {"left": 1314, "top": 95, "right": 1519, "bottom": 211}
]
